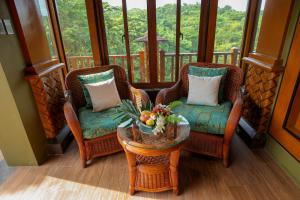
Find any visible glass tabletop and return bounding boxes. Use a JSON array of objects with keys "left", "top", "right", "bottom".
[{"left": 117, "top": 115, "right": 190, "bottom": 150}]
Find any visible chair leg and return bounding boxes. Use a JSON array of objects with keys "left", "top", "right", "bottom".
[
  {"left": 81, "top": 158, "right": 87, "bottom": 168},
  {"left": 223, "top": 156, "right": 229, "bottom": 168},
  {"left": 223, "top": 144, "right": 230, "bottom": 167},
  {"left": 78, "top": 145, "right": 87, "bottom": 168}
]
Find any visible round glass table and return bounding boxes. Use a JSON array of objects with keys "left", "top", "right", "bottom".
[{"left": 117, "top": 116, "right": 190, "bottom": 195}]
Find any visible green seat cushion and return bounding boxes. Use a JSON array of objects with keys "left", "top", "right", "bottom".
[
  {"left": 189, "top": 66, "right": 228, "bottom": 102},
  {"left": 78, "top": 106, "right": 122, "bottom": 139},
  {"left": 172, "top": 97, "right": 232, "bottom": 135},
  {"left": 78, "top": 69, "right": 114, "bottom": 108}
]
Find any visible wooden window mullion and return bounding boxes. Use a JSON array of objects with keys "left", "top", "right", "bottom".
[
  {"left": 197, "top": 0, "right": 209, "bottom": 62},
  {"left": 175, "top": 0, "right": 181, "bottom": 81},
  {"left": 95, "top": 0, "right": 109, "bottom": 65},
  {"left": 205, "top": 0, "right": 218, "bottom": 63},
  {"left": 122, "top": 0, "right": 133, "bottom": 83},
  {"left": 147, "top": 0, "right": 158, "bottom": 85}
]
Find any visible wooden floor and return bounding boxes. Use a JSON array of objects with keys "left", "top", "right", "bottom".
[{"left": 0, "top": 135, "right": 299, "bottom": 200}]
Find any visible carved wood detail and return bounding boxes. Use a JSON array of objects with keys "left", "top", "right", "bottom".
[
  {"left": 240, "top": 0, "right": 294, "bottom": 138},
  {"left": 242, "top": 64, "right": 281, "bottom": 134},
  {"left": 26, "top": 63, "right": 66, "bottom": 139}
]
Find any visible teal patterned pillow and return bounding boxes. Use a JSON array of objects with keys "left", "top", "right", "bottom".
[
  {"left": 78, "top": 69, "right": 114, "bottom": 108},
  {"left": 189, "top": 66, "right": 228, "bottom": 102}
]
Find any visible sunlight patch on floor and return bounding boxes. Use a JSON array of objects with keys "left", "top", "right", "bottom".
[{"left": 0, "top": 175, "right": 152, "bottom": 200}]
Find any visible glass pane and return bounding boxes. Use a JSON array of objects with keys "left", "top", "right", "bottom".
[
  {"left": 55, "top": 0, "right": 94, "bottom": 71},
  {"left": 214, "top": 0, "right": 248, "bottom": 66},
  {"left": 37, "top": 0, "right": 58, "bottom": 59},
  {"left": 127, "top": 0, "right": 149, "bottom": 83},
  {"left": 156, "top": 0, "right": 177, "bottom": 82},
  {"left": 252, "top": 0, "right": 266, "bottom": 52},
  {"left": 102, "top": 0, "right": 128, "bottom": 75},
  {"left": 180, "top": 0, "right": 201, "bottom": 70}
]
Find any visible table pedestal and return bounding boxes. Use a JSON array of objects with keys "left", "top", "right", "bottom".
[{"left": 124, "top": 148, "right": 181, "bottom": 195}]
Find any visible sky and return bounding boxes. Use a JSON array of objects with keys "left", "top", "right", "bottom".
[
  {"left": 39, "top": 0, "right": 267, "bottom": 16},
  {"left": 38, "top": 0, "right": 48, "bottom": 16},
  {"left": 103, "top": 0, "right": 256, "bottom": 11}
]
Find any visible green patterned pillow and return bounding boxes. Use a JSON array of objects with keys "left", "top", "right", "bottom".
[
  {"left": 78, "top": 69, "right": 114, "bottom": 108},
  {"left": 189, "top": 66, "right": 228, "bottom": 102}
]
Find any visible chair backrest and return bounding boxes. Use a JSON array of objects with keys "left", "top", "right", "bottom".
[
  {"left": 180, "top": 62, "right": 243, "bottom": 102},
  {"left": 65, "top": 65, "right": 129, "bottom": 109}
]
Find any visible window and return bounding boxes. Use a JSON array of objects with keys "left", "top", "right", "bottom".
[
  {"left": 37, "top": 0, "right": 58, "bottom": 59},
  {"left": 252, "top": 0, "right": 266, "bottom": 52},
  {"left": 102, "top": 0, "right": 128, "bottom": 75},
  {"left": 127, "top": 0, "right": 150, "bottom": 83},
  {"left": 49, "top": 0, "right": 251, "bottom": 86},
  {"left": 156, "top": 0, "right": 177, "bottom": 82},
  {"left": 214, "top": 0, "right": 248, "bottom": 65},
  {"left": 55, "top": 0, "right": 94, "bottom": 71},
  {"left": 180, "top": 0, "right": 201, "bottom": 67}
]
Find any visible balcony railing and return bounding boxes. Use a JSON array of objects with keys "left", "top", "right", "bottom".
[{"left": 67, "top": 47, "right": 239, "bottom": 82}]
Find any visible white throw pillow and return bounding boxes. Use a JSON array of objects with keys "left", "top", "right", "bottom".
[
  {"left": 85, "top": 77, "right": 122, "bottom": 112},
  {"left": 187, "top": 75, "right": 222, "bottom": 106}
]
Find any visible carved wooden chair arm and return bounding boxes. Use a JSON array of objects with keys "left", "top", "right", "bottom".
[
  {"left": 64, "top": 90, "right": 73, "bottom": 105},
  {"left": 155, "top": 81, "right": 181, "bottom": 105},
  {"left": 128, "top": 84, "right": 150, "bottom": 108},
  {"left": 224, "top": 88, "right": 243, "bottom": 145},
  {"left": 64, "top": 101, "right": 85, "bottom": 153},
  {"left": 64, "top": 90, "right": 79, "bottom": 112}
]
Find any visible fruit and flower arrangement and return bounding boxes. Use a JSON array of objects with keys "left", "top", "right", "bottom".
[{"left": 115, "top": 100, "right": 182, "bottom": 135}]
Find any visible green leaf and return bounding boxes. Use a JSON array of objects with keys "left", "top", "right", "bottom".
[
  {"left": 114, "top": 99, "right": 141, "bottom": 123},
  {"left": 168, "top": 101, "right": 182, "bottom": 110},
  {"left": 166, "top": 114, "right": 182, "bottom": 124},
  {"left": 142, "top": 100, "right": 153, "bottom": 111}
]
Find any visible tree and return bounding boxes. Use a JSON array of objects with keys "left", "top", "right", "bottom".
[
  {"left": 56, "top": 0, "right": 92, "bottom": 56},
  {"left": 56, "top": 1, "right": 248, "bottom": 56}
]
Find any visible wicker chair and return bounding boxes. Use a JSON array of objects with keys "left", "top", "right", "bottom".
[
  {"left": 156, "top": 62, "right": 243, "bottom": 167},
  {"left": 64, "top": 65, "right": 149, "bottom": 168}
]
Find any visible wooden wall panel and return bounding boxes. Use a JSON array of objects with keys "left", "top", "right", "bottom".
[
  {"left": 7, "top": 0, "right": 70, "bottom": 153},
  {"left": 7, "top": 0, "right": 52, "bottom": 65},
  {"left": 25, "top": 63, "right": 66, "bottom": 139},
  {"left": 241, "top": 0, "right": 295, "bottom": 140},
  {"left": 256, "top": 0, "right": 294, "bottom": 58},
  {"left": 283, "top": 74, "right": 300, "bottom": 139},
  {"left": 243, "top": 65, "right": 281, "bottom": 134},
  {"left": 269, "top": 19, "right": 300, "bottom": 161}
]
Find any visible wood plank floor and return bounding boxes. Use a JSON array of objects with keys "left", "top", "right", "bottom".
[{"left": 0, "top": 135, "right": 299, "bottom": 200}]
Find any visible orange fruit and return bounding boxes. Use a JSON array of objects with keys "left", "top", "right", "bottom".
[
  {"left": 146, "top": 119, "right": 155, "bottom": 126},
  {"left": 139, "top": 115, "right": 149, "bottom": 122},
  {"left": 150, "top": 113, "right": 156, "bottom": 118}
]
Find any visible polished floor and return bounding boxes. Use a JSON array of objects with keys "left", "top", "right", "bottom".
[{"left": 0, "top": 135, "right": 299, "bottom": 200}]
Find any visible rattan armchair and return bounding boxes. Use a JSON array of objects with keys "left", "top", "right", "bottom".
[
  {"left": 64, "top": 65, "right": 149, "bottom": 168},
  {"left": 156, "top": 62, "right": 243, "bottom": 167}
]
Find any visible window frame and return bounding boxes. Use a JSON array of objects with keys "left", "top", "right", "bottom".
[
  {"left": 95, "top": 0, "right": 208, "bottom": 88},
  {"left": 46, "top": 0, "right": 253, "bottom": 88}
]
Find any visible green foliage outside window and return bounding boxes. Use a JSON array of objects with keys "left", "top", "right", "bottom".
[{"left": 56, "top": 1, "right": 251, "bottom": 56}]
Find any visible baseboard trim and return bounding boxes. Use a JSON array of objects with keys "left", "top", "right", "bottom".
[
  {"left": 46, "top": 125, "right": 73, "bottom": 155},
  {"left": 237, "top": 117, "right": 266, "bottom": 148}
]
